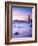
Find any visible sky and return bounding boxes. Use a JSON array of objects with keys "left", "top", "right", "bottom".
[{"left": 12, "top": 6, "right": 32, "bottom": 20}]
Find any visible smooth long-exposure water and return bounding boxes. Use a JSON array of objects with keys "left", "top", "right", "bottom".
[{"left": 12, "top": 22, "right": 32, "bottom": 38}]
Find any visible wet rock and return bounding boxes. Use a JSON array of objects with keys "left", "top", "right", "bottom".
[{"left": 14, "top": 32, "right": 19, "bottom": 35}]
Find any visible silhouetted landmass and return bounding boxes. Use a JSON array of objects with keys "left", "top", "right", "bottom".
[
  {"left": 12, "top": 19, "right": 32, "bottom": 23},
  {"left": 13, "top": 20, "right": 26, "bottom": 22}
]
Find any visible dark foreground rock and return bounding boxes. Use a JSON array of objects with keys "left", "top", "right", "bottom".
[{"left": 14, "top": 32, "right": 19, "bottom": 35}]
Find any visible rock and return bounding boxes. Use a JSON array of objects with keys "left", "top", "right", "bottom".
[{"left": 14, "top": 32, "right": 19, "bottom": 35}]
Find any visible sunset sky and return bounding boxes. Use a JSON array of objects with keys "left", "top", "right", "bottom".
[{"left": 12, "top": 6, "right": 32, "bottom": 20}]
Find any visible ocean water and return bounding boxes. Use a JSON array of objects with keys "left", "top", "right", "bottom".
[{"left": 12, "top": 22, "right": 32, "bottom": 38}]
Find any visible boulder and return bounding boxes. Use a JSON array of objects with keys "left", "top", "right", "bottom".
[{"left": 14, "top": 32, "right": 19, "bottom": 35}]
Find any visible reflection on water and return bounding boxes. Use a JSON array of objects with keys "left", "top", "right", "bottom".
[{"left": 12, "top": 22, "right": 32, "bottom": 38}]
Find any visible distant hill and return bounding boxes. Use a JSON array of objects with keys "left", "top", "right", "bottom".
[
  {"left": 13, "top": 20, "right": 26, "bottom": 23},
  {"left": 12, "top": 19, "right": 32, "bottom": 23}
]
